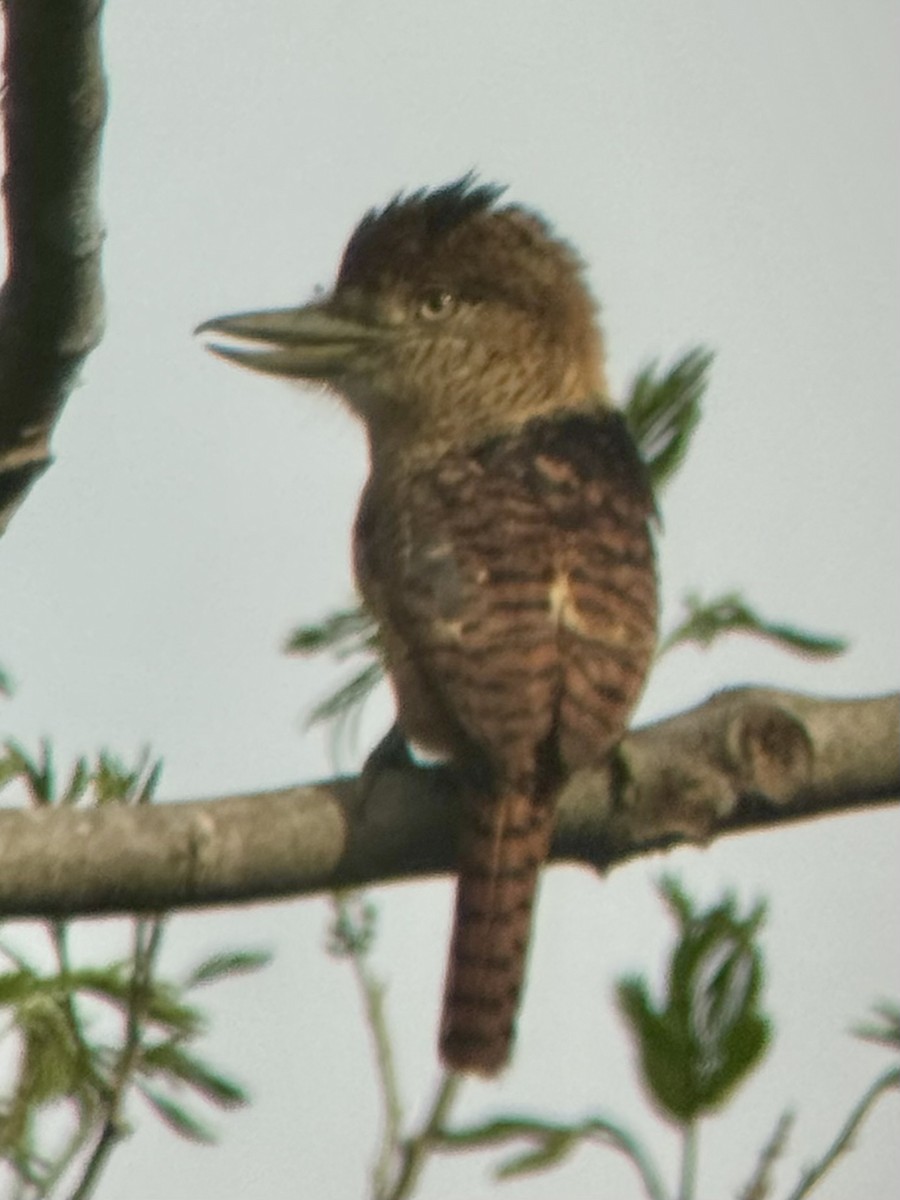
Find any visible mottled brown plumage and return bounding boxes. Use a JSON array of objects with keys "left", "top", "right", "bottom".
[{"left": 198, "top": 176, "right": 658, "bottom": 1075}]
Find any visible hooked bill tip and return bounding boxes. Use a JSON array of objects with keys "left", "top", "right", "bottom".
[{"left": 194, "top": 323, "right": 279, "bottom": 371}]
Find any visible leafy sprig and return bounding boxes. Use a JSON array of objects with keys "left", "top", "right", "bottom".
[{"left": 0, "top": 743, "right": 271, "bottom": 1199}]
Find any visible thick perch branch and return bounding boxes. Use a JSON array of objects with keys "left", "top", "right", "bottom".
[
  {"left": 0, "top": 0, "right": 107, "bottom": 536},
  {"left": 1, "top": 688, "right": 896, "bottom": 919}
]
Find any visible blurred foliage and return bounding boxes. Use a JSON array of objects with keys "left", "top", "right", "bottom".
[
  {"left": 0, "top": 741, "right": 271, "bottom": 1199},
  {"left": 783, "top": 1001, "right": 899, "bottom": 1200},
  {"left": 658, "top": 591, "right": 847, "bottom": 659},
  {"left": 326, "top": 893, "right": 378, "bottom": 961},
  {"left": 333, "top": 875, "right": 896, "bottom": 1200},
  {"left": 854, "top": 1001, "right": 900, "bottom": 1052},
  {"left": 623, "top": 348, "right": 708, "bottom": 491},
  {"left": 617, "top": 878, "right": 771, "bottom": 1124},
  {"left": 284, "top": 607, "right": 383, "bottom": 763}
]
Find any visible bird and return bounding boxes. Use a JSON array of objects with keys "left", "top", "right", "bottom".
[{"left": 197, "top": 175, "right": 658, "bottom": 1075}]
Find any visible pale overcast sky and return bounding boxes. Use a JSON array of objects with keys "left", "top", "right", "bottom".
[{"left": 1, "top": 2, "right": 898, "bottom": 1198}]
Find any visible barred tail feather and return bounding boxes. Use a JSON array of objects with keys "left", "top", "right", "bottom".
[{"left": 439, "top": 790, "right": 556, "bottom": 1075}]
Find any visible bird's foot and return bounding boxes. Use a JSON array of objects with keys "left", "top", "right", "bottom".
[
  {"left": 356, "top": 724, "right": 417, "bottom": 819},
  {"left": 357, "top": 724, "right": 462, "bottom": 820}
]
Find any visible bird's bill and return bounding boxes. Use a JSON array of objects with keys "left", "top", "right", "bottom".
[{"left": 195, "top": 303, "right": 380, "bottom": 379}]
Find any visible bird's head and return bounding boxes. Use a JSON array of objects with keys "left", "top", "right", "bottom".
[{"left": 197, "top": 176, "right": 607, "bottom": 460}]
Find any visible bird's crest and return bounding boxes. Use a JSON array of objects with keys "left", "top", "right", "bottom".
[
  {"left": 358, "top": 172, "right": 506, "bottom": 242},
  {"left": 337, "top": 174, "right": 510, "bottom": 290}
]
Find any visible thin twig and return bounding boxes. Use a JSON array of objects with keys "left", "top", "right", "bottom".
[
  {"left": 436, "top": 1114, "right": 667, "bottom": 1200},
  {"left": 784, "top": 1066, "right": 900, "bottom": 1200},
  {"left": 28, "top": 922, "right": 107, "bottom": 1197},
  {"left": 33, "top": 1105, "right": 98, "bottom": 1200},
  {"left": 737, "top": 1111, "right": 794, "bottom": 1200},
  {"left": 69, "top": 916, "right": 166, "bottom": 1200},
  {"left": 49, "top": 920, "right": 94, "bottom": 1076},
  {"left": 677, "top": 1120, "right": 698, "bottom": 1200},
  {"left": 385, "top": 1073, "right": 461, "bottom": 1200},
  {"left": 359, "top": 965, "right": 404, "bottom": 1198},
  {"left": 582, "top": 1119, "right": 668, "bottom": 1200},
  {"left": 330, "top": 893, "right": 462, "bottom": 1200},
  {"left": 333, "top": 895, "right": 405, "bottom": 1199}
]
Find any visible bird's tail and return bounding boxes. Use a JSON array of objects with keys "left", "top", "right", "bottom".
[{"left": 439, "top": 789, "right": 556, "bottom": 1075}]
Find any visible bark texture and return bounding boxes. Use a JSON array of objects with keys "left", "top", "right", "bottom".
[
  {"left": 0, "top": 0, "right": 107, "bottom": 536},
  {"left": 1, "top": 688, "right": 896, "bottom": 919}
]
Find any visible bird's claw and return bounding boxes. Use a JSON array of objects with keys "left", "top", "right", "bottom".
[{"left": 356, "top": 724, "right": 417, "bottom": 817}]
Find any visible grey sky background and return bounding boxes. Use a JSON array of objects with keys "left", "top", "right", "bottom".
[{"left": 1, "top": 1, "right": 898, "bottom": 1197}]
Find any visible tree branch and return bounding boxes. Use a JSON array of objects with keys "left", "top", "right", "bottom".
[
  {"left": 1, "top": 688, "right": 897, "bottom": 919},
  {"left": 0, "top": 0, "right": 107, "bottom": 537}
]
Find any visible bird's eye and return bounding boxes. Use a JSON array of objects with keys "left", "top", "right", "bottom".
[{"left": 418, "top": 289, "right": 456, "bottom": 321}]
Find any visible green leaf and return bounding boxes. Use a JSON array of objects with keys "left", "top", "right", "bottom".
[
  {"left": 0, "top": 751, "right": 20, "bottom": 791},
  {"left": 184, "top": 948, "right": 273, "bottom": 989},
  {"left": 16, "top": 995, "right": 83, "bottom": 1104},
  {"left": 495, "top": 1127, "right": 576, "bottom": 1178},
  {"left": 135, "top": 757, "right": 164, "bottom": 806},
  {"left": 136, "top": 985, "right": 205, "bottom": 1037},
  {"left": 327, "top": 894, "right": 378, "bottom": 959},
  {"left": 60, "top": 757, "right": 91, "bottom": 806},
  {"left": 68, "top": 967, "right": 204, "bottom": 1036},
  {"left": 141, "top": 1041, "right": 248, "bottom": 1108},
  {"left": 0, "top": 940, "right": 37, "bottom": 974},
  {"left": 438, "top": 1115, "right": 665, "bottom": 1197},
  {"left": 0, "top": 743, "right": 163, "bottom": 811},
  {"left": 0, "top": 970, "right": 41, "bottom": 1006},
  {"left": 285, "top": 605, "right": 378, "bottom": 659},
  {"left": 618, "top": 976, "right": 698, "bottom": 1120},
  {"left": 854, "top": 1002, "right": 900, "bottom": 1052},
  {"left": 659, "top": 591, "right": 847, "bottom": 659},
  {"left": 0, "top": 663, "right": 13, "bottom": 697},
  {"left": 93, "top": 749, "right": 153, "bottom": 805},
  {"left": 286, "top": 604, "right": 384, "bottom": 755},
  {"left": 618, "top": 879, "right": 771, "bottom": 1124},
  {"left": 306, "top": 661, "right": 383, "bottom": 731},
  {"left": 54, "top": 963, "right": 131, "bottom": 997},
  {"left": 623, "top": 348, "right": 711, "bottom": 491},
  {"left": 136, "top": 1083, "right": 216, "bottom": 1144},
  {"left": 0, "top": 962, "right": 202, "bottom": 1041},
  {"left": 0, "top": 739, "right": 55, "bottom": 805}
]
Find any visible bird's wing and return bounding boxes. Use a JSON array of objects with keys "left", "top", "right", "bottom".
[{"left": 357, "top": 410, "right": 657, "bottom": 781}]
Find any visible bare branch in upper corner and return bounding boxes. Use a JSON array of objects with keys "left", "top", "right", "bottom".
[{"left": 0, "top": 0, "right": 108, "bottom": 537}]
